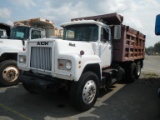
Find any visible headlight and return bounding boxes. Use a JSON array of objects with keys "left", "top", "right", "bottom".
[
  {"left": 66, "top": 61, "right": 72, "bottom": 70},
  {"left": 19, "top": 55, "right": 26, "bottom": 63},
  {"left": 58, "top": 59, "right": 72, "bottom": 71}
]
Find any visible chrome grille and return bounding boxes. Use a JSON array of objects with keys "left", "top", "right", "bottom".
[{"left": 30, "top": 47, "right": 52, "bottom": 71}]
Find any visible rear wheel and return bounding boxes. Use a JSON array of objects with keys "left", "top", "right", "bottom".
[
  {"left": 126, "top": 62, "right": 136, "bottom": 83},
  {"left": 135, "top": 61, "right": 141, "bottom": 79},
  {"left": 0, "top": 60, "right": 20, "bottom": 86},
  {"left": 70, "top": 72, "right": 99, "bottom": 111}
]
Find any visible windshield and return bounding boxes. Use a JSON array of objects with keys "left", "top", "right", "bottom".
[
  {"left": 10, "top": 26, "right": 30, "bottom": 40},
  {"left": 63, "top": 24, "right": 98, "bottom": 42}
]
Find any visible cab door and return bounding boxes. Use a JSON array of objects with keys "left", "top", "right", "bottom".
[{"left": 99, "top": 27, "right": 112, "bottom": 68}]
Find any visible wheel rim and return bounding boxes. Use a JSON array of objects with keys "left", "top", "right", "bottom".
[
  {"left": 137, "top": 63, "right": 141, "bottom": 76},
  {"left": 2, "top": 66, "right": 19, "bottom": 82},
  {"left": 82, "top": 80, "right": 96, "bottom": 104}
]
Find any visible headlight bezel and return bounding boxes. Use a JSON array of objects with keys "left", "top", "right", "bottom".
[{"left": 19, "top": 55, "right": 26, "bottom": 63}]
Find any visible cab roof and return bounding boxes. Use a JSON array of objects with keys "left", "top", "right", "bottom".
[{"left": 61, "top": 20, "right": 107, "bottom": 27}]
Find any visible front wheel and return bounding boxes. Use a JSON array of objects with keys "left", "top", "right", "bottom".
[
  {"left": 0, "top": 60, "right": 20, "bottom": 86},
  {"left": 70, "top": 72, "right": 99, "bottom": 111}
]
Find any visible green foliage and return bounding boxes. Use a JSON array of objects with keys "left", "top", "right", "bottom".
[
  {"left": 146, "top": 42, "right": 160, "bottom": 54},
  {"left": 146, "top": 46, "right": 155, "bottom": 54},
  {"left": 154, "top": 42, "right": 160, "bottom": 53}
]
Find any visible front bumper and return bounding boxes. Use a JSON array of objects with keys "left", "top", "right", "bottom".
[{"left": 21, "top": 71, "right": 63, "bottom": 90}]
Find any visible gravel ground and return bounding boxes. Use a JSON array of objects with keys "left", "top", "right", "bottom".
[
  {"left": 0, "top": 55, "right": 160, "bottom": 120},
  {"left": 142, "top": 55, "right": 160, "bottom": 74}
]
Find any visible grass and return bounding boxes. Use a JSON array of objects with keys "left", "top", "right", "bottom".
[{"left": 141, "top": 72, "right": 159, "bottom": 78}]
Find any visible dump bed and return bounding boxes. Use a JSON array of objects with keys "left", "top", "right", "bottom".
[
  {"left": 72, "top": 13, "right": 146, "bottom": 62},
  {"left": 71, "top": 13, "right": 123, "bottom": 25},
  {"left": 112, "top": 25, "right": 145, "bottom": 62}
]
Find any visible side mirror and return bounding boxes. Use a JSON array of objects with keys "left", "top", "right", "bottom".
[
  {"left": 114, "top": 25, "right": 121, "bottom": 39},
  {"left": 155, "top": 14, "right": 160, "bottom": 35},
  {"left": 41, "top": 29, "right": 46, "bottom": 38}
]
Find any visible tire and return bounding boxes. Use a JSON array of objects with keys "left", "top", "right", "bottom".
[
  {"left": 117, "top": 66, "right": 125, "bottom": 82},
  {"left": 158, "top": 88, "right": 160, "bottom": 98},
  {"left": 70, "top": 71, "right": 99, "bottom": 111},
  {"left": 22, "top": 82, "right": 37, "bottom": 94},
  {"left": 126, "top": 62, "right": 136, "bottom": 83},
  {"left": 0, "top": 60, "right": 20, "bottom": 86},
  {"left": 135, "top": 61, "right": 141, "bottom": 79}
]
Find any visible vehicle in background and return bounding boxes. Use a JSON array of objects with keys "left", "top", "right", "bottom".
[
  {"left": 14, "top": 18, "right": 60, "bottom": 39},
  {"left": 0, "top": 18, "right": 59, "bottom": 86},
  {"left": 0, "top": 23, "right": 11, "bottom": 38},
  {"left": 18, "top": 13, "right": 146, "bottom": 111},
  {"left": 0, "top": 28, "right": 7, "bottom": 38},
  {"left": 155, "top": 14, "right": 160, "bottom": 35},
  {"left": 155, "top": 14, "right": 160, "bottom": 97}
]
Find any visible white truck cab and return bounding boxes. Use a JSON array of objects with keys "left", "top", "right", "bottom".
[
  {"left": 0, "top": 25, "right": 46, "bottom": 86},
  {"left": 18, "top": 20, "right": 117, "bottom": 81},
  {"left": 0, "top": 18, "right": 57, "bottom": 86}
]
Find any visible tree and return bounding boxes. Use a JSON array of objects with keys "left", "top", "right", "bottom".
[
  {"left": 146, "top": 46, "right": 154, "bottom": 54},
  {"left": 154, "top": 42, "right": 160, "bottom": 53}
]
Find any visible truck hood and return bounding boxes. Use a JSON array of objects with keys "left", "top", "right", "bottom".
[
  {"left": 55, "top": 39, "right": 95, "bottom": 55},
  {"left": 0, "top": 39, "right": 23, "bottom": 51}
]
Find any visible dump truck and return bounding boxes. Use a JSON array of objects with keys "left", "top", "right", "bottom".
[
  {"left": 18, "top": 13, "right": 146, "bottom": 111},
  {"left": 0, "top": 18, "right": 58, "bottom": 86}
]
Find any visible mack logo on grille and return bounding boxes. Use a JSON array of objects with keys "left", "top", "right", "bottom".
[{"left": 37, "top": 42, "right": 49, "bottom": 45}]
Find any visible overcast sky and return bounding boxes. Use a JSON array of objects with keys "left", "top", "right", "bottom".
[{"left": 0, "top": 0, "right": 160, "bottom": 47}]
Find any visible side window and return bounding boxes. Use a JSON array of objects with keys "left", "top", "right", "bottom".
[
  {"left": 31, "top": 30, "right": 41, "bottom": 39},
  {"left": 101, "top": 28, "right": 109, "bottom": 43}
]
